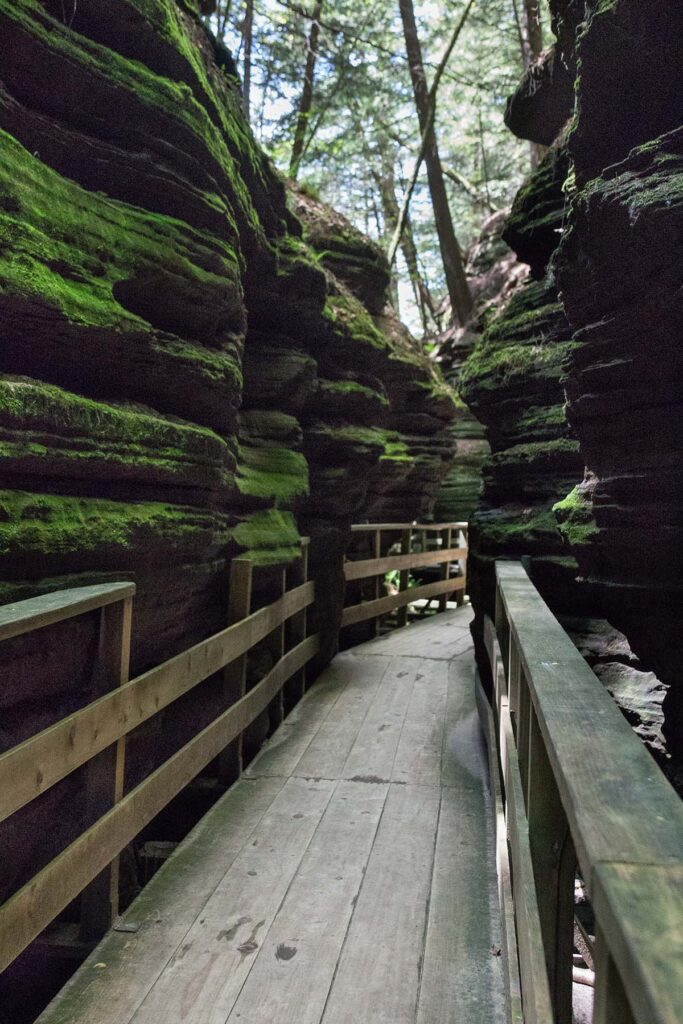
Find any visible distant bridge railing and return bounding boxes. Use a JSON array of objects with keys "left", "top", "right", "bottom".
[
  {"left": 0, "top": 542, "right": 315, "bottom": 972},
  {"left": 478, "top": 560, "right": 683, "bottom": 1024},
  {"left": 341, "top": 521, "right": 468, "bottom": 630}
]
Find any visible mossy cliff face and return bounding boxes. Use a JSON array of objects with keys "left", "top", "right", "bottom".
[
  {"left": 461, "top": 0, "right": 681, "bottom": 779},
  {"left": 0, "top": 0, "right": 457, "bottom": 902},
  {"left": 555, "top": 0, "right": 683, "bottom": 766}
]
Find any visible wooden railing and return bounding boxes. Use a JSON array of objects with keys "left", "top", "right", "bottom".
[
  {"left": 477, "top": 561, "right": 683, "bottom": 1024},
  {"left": 0, "top": 542, "right": 316, "bottom": 972},
  {"left": 341, "top": 521, "right": 468, "bottom": 630}
]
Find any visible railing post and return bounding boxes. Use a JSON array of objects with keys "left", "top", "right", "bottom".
[
  {"left": 372, "top": 528, "right": 382, "bottom": 636},
  {"left": 593, "top": 926, "right": 635, "bottom": 1024},
  {"left": 285, "top": 542, "right": 309, "bottom": 709},
  {"left": 438, "top": 526, "right": 451, "bottom": 613},
  {"left": 396, "top": 528, "right": 412, "bottom": 628},
  {"left": 218, "top": 557, "right": 253, "bottom": 786},
  {"left": 268, "top": 569, "right": 287, "bottom": 733},
  {"left": 79, "top": 594, "right": 132, "bottom": 941},
  {"left": 456, "top": 524, "right": 466, "bottom": 607},
  {"left": 526, "top": 703, "right": 575, "bottom": 1024}
]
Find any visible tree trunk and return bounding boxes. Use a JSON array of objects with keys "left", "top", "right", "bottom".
[
  {"left": 524, "top": 0, "right": 543, "bottom": 59},
  {"left": 398, "top": 0, "right": 473, "bottom": 325},
  {"left": 242, "top": 0, "right": 254, "bottom": 119},
  {"left": 289, "top": 0, "right": 323, "bottom": 180}
]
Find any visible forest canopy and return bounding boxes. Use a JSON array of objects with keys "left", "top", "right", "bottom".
[{"left": 203, "top": 0, "right": 548, "bottom": 332}]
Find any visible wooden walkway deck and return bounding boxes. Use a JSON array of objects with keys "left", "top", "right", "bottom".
[{"left": 38, "top": 606, "right": 506, "bottom": 1024}]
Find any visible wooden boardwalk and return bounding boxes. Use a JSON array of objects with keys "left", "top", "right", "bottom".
[{"left": 38, "top": 606, "right": 506, "bottom": 1024}]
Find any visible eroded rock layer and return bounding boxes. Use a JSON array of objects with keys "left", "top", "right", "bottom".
[
  {"left": 460, "top": 0, "right": 682, "bottom": 774},
  {"left": 0, "top": 0, "right": 457, "bottom": 903},
  {"left": 555, "top": 0, "right": 683, "bottom": 763}
]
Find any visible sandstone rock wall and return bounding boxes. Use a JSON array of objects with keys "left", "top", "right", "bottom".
[
  {"left": 458, "top": 0, "right": 682, "bottom": 776},
  {"left": 0, "top": 0, "right": 457, "bottom": 902}
]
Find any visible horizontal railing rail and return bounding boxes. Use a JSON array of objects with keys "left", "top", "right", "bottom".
[
  {"left": 341, "top": 521, "right": 468, "bottom": 630},
  {"left": 478, "top": 560, "right": 683, "bottom": 1024},
  {"left": 0, "top": 542, "right": 317, "bottom": 972}
]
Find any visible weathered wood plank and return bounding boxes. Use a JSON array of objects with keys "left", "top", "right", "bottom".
[
  {"left": 0, "top": 582, "right": 135, "bottom": 642},
  {"left": 592, "top": 862, "right": 683, "bottom": 1024},
  {"left": 292, "top": 653, "right": 391, "bottom": 780},
  {"left": 320, "top": 784, "right": 441, "bottom": 1024},
  {"left": 130, "top": 776, "right": 335, "bottom": 1024},
  {"left": 350, "top": 522, "right": 467, "bottom": 533},
  {"left": 416, "top": 774, "right": 506, "bottom": 1024},
  {"left": 391, "top": 657, "right": 448, "bottom": 788},
  {"left": 0, "top": 581, "right": 314, "bottom": 823},
  {"left": 244, "top": 660, "right": 350, "bottom": 779},
  {"left": 475, "top": 678, "right": 524, "bottom": 1024},
  {"left": 226, "top": 779, "right": 388, "bottom": 1024},
  {"left": 35, "top": 776, "right": 286, "bottom": 1024},
  {"left": 505, "top": 733, "right": 555, "bottom": 1024},
  {"left": 0, "top": 636, "right": 319, "bottom": 971},
  {"left": 341, "top": 577, "right": 465, "bottom": 628},
  {"left": 341, "top": 656, "right": 418, "bottom": 783},
  {"left": 496, "top": 562, "right": 683, "bottom": 885},
  {"left": 344, "top": 546, "right": 467, "bottom": 581},
  {"left": 441, "top": 655, "right": 488, "bottom": 790}
]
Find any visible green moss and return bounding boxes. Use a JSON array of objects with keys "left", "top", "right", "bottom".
[
  {"left": 0, "top": 377, "right": 226, "bottom": 459},
  {"left": 236, "top": 445, "right": 309, "bottom": 504},
  {"left": 0, "top": 489, "right": 227, "bottom": 562},
  {"left": 323, "top": 293, "right": 387, "bottom": 351},
  {"left": 490, "top": 438, "right": 580, "bottom": 468},
  {"left": 2, "top": 0, "right": 263, "bottom": 241},
  {"left": 231, "top": 508, "right": 301, "bottom": 565},
  {"left": 553, "top": 485, "right": 600, "bottom": 548},
  {"left": 317, "top": 379, "right": 389, "bottom": 407},
  {"left": 0, "top": 128, "right": 240, "bottom": 329}
]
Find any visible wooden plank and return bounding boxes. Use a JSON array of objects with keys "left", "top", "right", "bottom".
[
  {"left": 438, "top": 527, "right": 452, "bottom": 613},
  {"left": 129, "top": 776, "right": 335, "bottom": 1024},
  {"left": 293, "top": 653, "right": 391, "bottom": 780},
  {"left": 355, "top": 608, "right": 473, "bottom": 659},
  {"left": 496, "top": 561, "right": 683, "bottom": 886},
  {"left": 475, "top": 678, "right": 524, "bottom": 1024},
  {"left": 0, "top": 581, "right": 314, "bottom": 824},
  {"left": 35, "top": 776, "right": 286, "bottom": 1024},
  {"left": 226, "top": 779, "right": 388, "bottom": 1024},
  {"left": 244, "top": 657, "right": 356, "bottom": 780},
  {"left": 350, "top": 522, "right": 467, "bottom": 533},
  {"left": 417, "top": 766, "right": 506, "bottom": 1024},
  {"left": 341, "top": 655, "right": 418, "bottom": 783},
  {"left": 592, "top": 863, "right": 683, "bottom": 1024},
  {"left": 505, "top": 734, "right": 555, "bottom": 1024},
  {"left": 219, "top": 558, "right": 253, "bottom": 785},
  {"left": 440, "top": 653, "right": 488, "bottom": 790},
  {"left": 391, "top": 657, "right": 448, "bottom": 788},
  {"left": 526, "top": 701, "right": 575, "bottom": 1023},
  {"left": 0, "top": 582, "right": 136, "bottom": 641},
  {"left": 285, "top": 544, "right": 309, "bottom": 709},
  {"left": 593, "top": 925, "right": 636, "bottom": 1024},
  {"left": 396, "top": 528, "right": 412, "bottom": 628},
  {"left": 344, "top": 546, "right": 468, "bottom": 581},
  {"left": 321, "top": 784, "right": 441, "bottom": 1024},
  {"left": 80, "top": 595, "right": 133, "bottom": 941},
  {"left": 341, "top": 577, "right": 465, "bottom": 628},
  {"left": 0, "top": 636, "right": 319, "bottom": 972}
]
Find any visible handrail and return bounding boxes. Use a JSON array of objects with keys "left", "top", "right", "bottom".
[
  {"left": 479, "top": 559, "right": 683, "bottom": 1024},
  {"left": 342, "top": 521, "right": 468, "bottom": 630},
  {"left": 0, "top": 543, "right": 316, "bottom": 971}
]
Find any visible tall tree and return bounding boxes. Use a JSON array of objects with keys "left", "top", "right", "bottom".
[
  {"left": 289, "top": 1, "right": 324, "bottom": 180},
  {"left": 242, "top": 0, "right": 255, "bottom": 118},
  {"left": 397, "top": 0, "right": 473, "bottom": 324}
]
